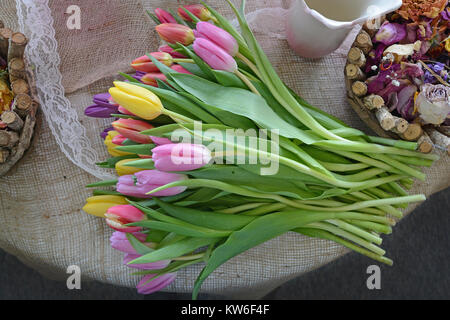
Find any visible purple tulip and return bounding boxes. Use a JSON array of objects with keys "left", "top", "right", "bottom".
[
  {"left": 123, "top": 254, "right": 170, "bottom": 270},
  {"left": 110, "top": 231, "right": 153, "bottom": 255},
  {"left": 136, "top": 273, "right": 177, "bottom": 295},
  {"left": 85, "top": 93, "right": 119, "bottom": 118},
  {"left": 194, "top": 21, "right": 239, "bottom": 56},
  {"left": 193, "top": 38, "right": 237, "bottom": 73},
  {"left": 116, "top": 170, "right": 188, "bottom": 198},
  {"left": 152, "top": 143, "right": 212, "bottom": 172}
]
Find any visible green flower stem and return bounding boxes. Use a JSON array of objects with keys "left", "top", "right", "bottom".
[
  {"left": 236, "top": 52, "right": 262, "bottom": 78},
  {"left": 295, "top": 228, "right": 393, "bottom": 266},
  {"left": 293, "top": 195, "right": 425, "bottom": 214},
  {"left": 218, "top": 203, "right": 266, "bottom": 214},
  {"left": 350, "top": 191, "right": 403, "bottom": 218},
  {"left": 307, "top": 222, "right": 386, "bottom": 256},
  {"left": 86, "top": 180, "right": 118, "bottom": 188},
  {"left": 316, "top": 141, "right": 439, "bottom": 160},
  {"left": 319, "top": 161, "right": 371, "bottom": 172},
  {"left": 173, "top": 59, "right": 194, "bottom": 64},
  {"left": 234, "top": 70, "right": 261, "bottom": 95},
  {"left": 162, "top": 109, "right": 195, "bottom": 124},
  {"left": 346, "top": 220, "right": 392, "bottom": 235},
  {"left": 329, "top": 150, "right": 403, "bottom": 174},
  {"left": 366, "top": 136, "right": 418, "bottom": 151},
  {"left": 92, "top": 190, "right": 122, "bottom": 196},
  {"left": 368, "top": 153, "right": 425, "bottom": 181},
  {"left": 242, "top": 203, "right": 287, "bottom": 216},
  {"left": 389, "top": 154, "right": 434, "bottom": 167},
  {"left": 333, "top": 168, "right": 386, "bottom": 182},
  {"left": 173, "top": 253, "right": 206, "bottom": 261},
  {"left": 327, "top": 219, "right": 383, "bottom": 245}
]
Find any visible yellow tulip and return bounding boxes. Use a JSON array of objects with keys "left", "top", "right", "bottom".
[
  {"left": 104, "top": 131, "right": 132, "bottom": 157},
  {"left": 109, "top": 81, "right": 163, "bottom": 120},
  {"left": 116, "top": 158, "right": 144, "bottom": 176},
  {"left": 446, "top": 38, "right": 450, "bottom": 53},
  {"left": 82, "top": 195, "right": 128, "bottom": 218}
]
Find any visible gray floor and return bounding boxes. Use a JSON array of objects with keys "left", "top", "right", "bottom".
[{"left": 1, "top": 188, "right": 449, "bottom": 300}]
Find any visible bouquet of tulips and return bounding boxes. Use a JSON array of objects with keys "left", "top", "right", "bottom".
[{"left": 82, "top": 1, "right": 439, "bottom": 299}]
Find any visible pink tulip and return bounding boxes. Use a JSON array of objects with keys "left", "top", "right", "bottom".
[
  {"left": 193, "top": 38, "right": 237, "bottom": 72},
  {"left": 141, "top": 72, "right": 167, "bottom": 87},
  {"left": 178, "top": 4, "right": 211, "bottom": 21},
  {"left": 105, "top": 205, "right": 146, "bottom": 233},
  {"left": 112, "top": 134, "right": 127, "bottom": 146},
  {"left": 156, "top": 23, "right": 195, "bottom": 46},
  {"left": 123, "top": 254, "right": 170, "bottom": 270},
  {"left": 171, "top": 64, "right": 192, "bottom": 74},
  {"left": 150, "top": 136, "right": 173, "bottom": 145},
  {"left": 152, "top": 143, "right": 212, "bottom": 172},
  {"left": 159, "top": 45, "right": 187, "bottom": 59},
  {"left": 131, "top": 53, "right": 173, "bottom": 73},
  {"left": 110, "top": 231, "right": 154, "bottom": 254},
  {"left": 112, "top": 119, "right": 154, "bottom": 144},
  {"left": 137, "top": 273, "right": 177, "bottom": 295},
  {"left": 154, "top": 8, "right": 177, "bottom": 24},
  {"left": 116, "top": 170, "right": 188, "bottom": 198},
  {"left": 195, "top": 21, "right": 239, "bottom": 56}
]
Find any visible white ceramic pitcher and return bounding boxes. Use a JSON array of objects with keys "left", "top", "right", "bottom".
[{"left": 286, "top": 0, "right": 403, "bottom": 58}]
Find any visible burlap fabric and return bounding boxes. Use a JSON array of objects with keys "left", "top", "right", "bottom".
[{"left": 0, "top": 0, "right": 448, "bottom": 299}]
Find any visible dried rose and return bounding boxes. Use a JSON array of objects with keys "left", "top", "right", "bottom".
[
  {"left": 416, "top": 83, "right": 450, "bottom": 124},
  {"left": 375, "top": 22, "right": 407, "bottom": 45}
]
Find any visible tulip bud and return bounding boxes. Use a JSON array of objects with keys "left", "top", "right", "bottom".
[
  {"left": 109, "top": 81, "right": 163, "bottom": 120},
  {"left": 85, "top": 93, "right": 119, "bottom": 118},
  {"left": 155, "top": 23, "right": 195, "bottom": 46},
  {"left": 159, "top": 45, "right": 187, "bottom": 58},
  {"left": 137, "top": 273, "right": 177, "bottom": 295},
  {"left": 116, "top": 170, "right": 188, "bottom": 198},
  {"left": 131, "top": 53, "right": 173, "bottom": 73},
  {"left": 105, "top": 131, "right": 133, "bottom": 157},
  {"left": 193, "top": 38, "right": 237, "bottom": 73},
  {"left": 112, "top": 118, "right": 154, "bottom": 144},
  {"left": 84, "top": 105, "right": 118, "bottom": 118},
  {"left": 154, "top": 8, "right": 177, "bottom": 24},
  {"left": 141, "top": 72, "right": 168, "bottom": 87},
  {"left": 112, "top": 134, "right": 127, "bottom": 146},
  {"left": 82, "top": 195, "right": 128, "bottom": 218},
  {"left": 178, "top": 4, "right": 211, "bottom": 22},
  {"left": 194, "top": 21, "right": 239, "bottom": 56},
  {"left": 152, "top": 143, "right": 212, "bottom": 172},
  {"left": 171, "top": 64, "right": 192, "bottom": 74},
  {"left": 116, "top": 158, "right": 144, "bottom": 176},
  {"left": 110, "top": 231, "right": 156, "bottom": 255},
  {"left": 105, "top": 205, "right": 146, "bottom": 233}
]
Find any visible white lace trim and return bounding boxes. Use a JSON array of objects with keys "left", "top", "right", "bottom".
[{"left": 16, "top": 0, "right": 114, "bottom": 180}]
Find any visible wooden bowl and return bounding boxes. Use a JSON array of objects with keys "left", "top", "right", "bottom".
[
  {"left": 0, "top": 21, "right": 39, "bottom": 176},
  {"left": 345, "top": 26, "right": 449, "bottom": 155}
]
